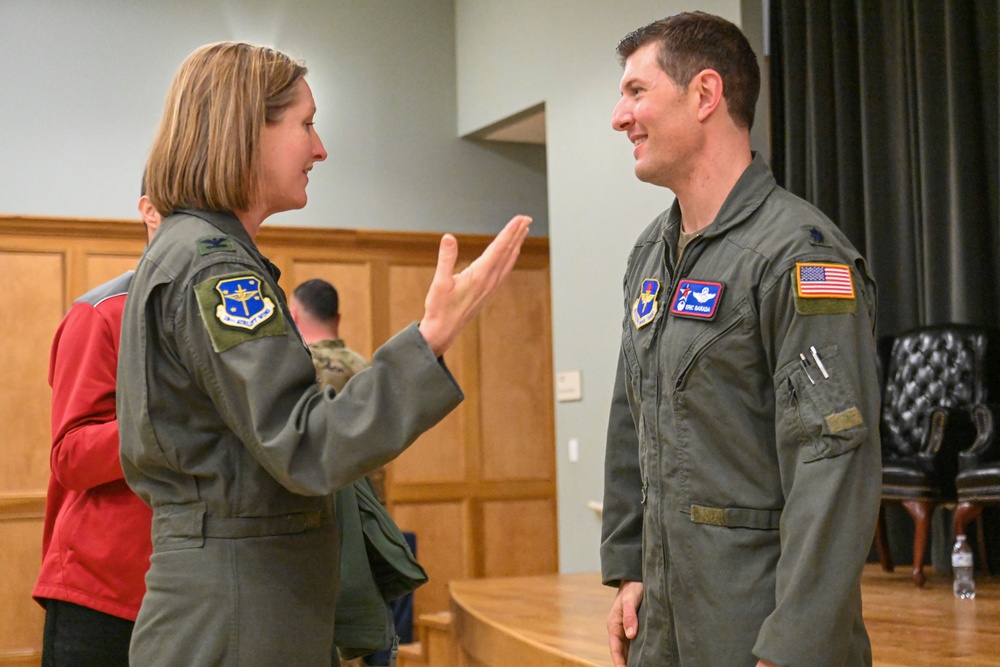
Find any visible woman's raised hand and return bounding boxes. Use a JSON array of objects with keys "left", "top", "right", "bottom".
[{"left": 418, "top": 215, "right": 532, "bottom": 357}]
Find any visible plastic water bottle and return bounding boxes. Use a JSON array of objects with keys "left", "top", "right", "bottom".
[{"left": 952, "top": 535, "right": 976, "bottom": 599}]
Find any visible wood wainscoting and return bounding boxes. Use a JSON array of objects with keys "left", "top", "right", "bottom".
[{"left": 0, "top": 214, "right": 556, "bottom": 664}]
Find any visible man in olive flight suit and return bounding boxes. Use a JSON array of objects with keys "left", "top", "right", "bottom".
[{"left": 601, "top": 13, "right": 881, "bottom": 667}]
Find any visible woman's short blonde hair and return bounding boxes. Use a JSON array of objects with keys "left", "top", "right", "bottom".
[{"left": 145, "top": 42, "right": 307, "bottom": 215}]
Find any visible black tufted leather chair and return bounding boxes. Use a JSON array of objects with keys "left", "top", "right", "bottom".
[
  {"left": 875, "top": 324, "right": 994, "bottom": 586},
  {"left": 953, "top": 402, "right": 1000, "bottom": 576}
]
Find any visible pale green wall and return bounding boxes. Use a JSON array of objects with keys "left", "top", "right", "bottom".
[
  {"left": 456, "top": 0, "right": 748, "bottom": 573},
  {"left": 2, "top": 0, "right": 766, "bottom": 576},
  {"left": 0, "top": 0, "right": 548, "bottom": 235}
]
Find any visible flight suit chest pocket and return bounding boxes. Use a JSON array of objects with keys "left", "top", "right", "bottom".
[{"left": 780, "top": 343, "right": 869, "bottom": 462}]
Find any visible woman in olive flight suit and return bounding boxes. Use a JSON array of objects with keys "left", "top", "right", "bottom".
[{"left": 117, "top": 42, "right": 530, "bottom": 667}]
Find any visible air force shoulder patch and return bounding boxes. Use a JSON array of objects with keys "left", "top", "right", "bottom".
[
  {"left": 214, "top": 276, "right": 275, "bottom": 330},
  {"left": 194, "top": 272, "right": 286, "bottom": 352},
  {"left": 632, "top": 279, "right": 660, "bottom": 329}
]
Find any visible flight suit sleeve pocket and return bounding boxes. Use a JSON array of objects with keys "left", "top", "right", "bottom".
[{"left": 779, "top": 344, "right": 869, "bottom": 463}]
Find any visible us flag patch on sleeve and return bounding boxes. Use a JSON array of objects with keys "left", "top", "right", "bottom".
[{"left": 795, "top": 262, "right": 855, "bottom": 299}]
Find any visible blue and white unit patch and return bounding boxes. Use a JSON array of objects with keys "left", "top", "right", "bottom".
[
  {"left": 669, "top": 279, "right": 724, "bottom": 320},
  {"left": 214, "top": 275, "right": 276, "bottom": 330},
  {"left": 632, "top": 279, "right": 660, "bottom": 329}
]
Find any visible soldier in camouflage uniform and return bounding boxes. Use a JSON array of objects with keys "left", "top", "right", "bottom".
[
  {"left": 290, "top": 278, "right": 370, "bottom": 393},
  {"left": 311, "top": 339, "right": 370, "bottom": 393},
  {"left": 289, "top": 278, "right": 385, "bottom": 502}
]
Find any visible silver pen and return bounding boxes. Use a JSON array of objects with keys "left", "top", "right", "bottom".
[
  {"left": 798, "top": 353, "right": 815, "bottom": 384},
  {"left": 810, "top": 346, "right": 830, "bottom": 379}
]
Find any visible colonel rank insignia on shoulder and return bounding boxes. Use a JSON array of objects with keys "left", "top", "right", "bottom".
[
  {"left": 197, "top": 235, "right": 237, "bottom": 255},
  {"left": 194, "top": 272, "right": 287, "bottom": 352},
  {"left": 793, "top": 262, "right": 857, "bottom": 315}
]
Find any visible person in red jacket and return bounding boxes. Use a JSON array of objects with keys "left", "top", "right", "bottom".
[{"left": 33, "top": 194, "right": 162, "bottom": 667}]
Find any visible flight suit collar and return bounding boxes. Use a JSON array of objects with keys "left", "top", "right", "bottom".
[
  {"left": 175, "top": 208, "right": 282, "bottom": 283},
  {"left": 175, "top": 208, "right": 254, "bottom": 246},
  {"left": 659, "top": 152, "right": 778, "bottom": 257}
]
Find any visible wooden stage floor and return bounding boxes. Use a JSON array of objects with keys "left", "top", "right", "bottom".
[
  {"left": 863, "top": 564, "right": 999, "bottom": 666},
  {"left": 448, "top": 564, "right": 1000, "bottom": 666}
]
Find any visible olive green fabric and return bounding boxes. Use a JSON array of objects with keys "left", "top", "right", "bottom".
[
  {"left": 601, "top": 155, "right": 880, "bottom": 667},
  {"left": 197, "top": 235, "right": 238, "bottom": 255},
  {"left": 334, "top": 478, "right": 427, "bottom": 659},
  {"left": 117, "top": 209, "right": 463, "bottom": 667},
  {"left": 794, "top": 291, "right": 859, "bottom": 315}
]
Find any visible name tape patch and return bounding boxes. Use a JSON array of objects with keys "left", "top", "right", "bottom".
[{"left": 670, "top": 279, "right": 724, "bottom": 320}]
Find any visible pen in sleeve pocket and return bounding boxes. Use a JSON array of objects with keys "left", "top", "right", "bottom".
[
  {"left": 798, "top": 353, "right": 815, "bottom": 384},
  {"left": 809, "top": 346, "right": 830, "bottom": 379}
]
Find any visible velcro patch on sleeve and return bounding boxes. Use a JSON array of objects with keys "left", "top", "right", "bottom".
[
  {"left": 825, "top": 406, "right": 864, "bottom": 434},
  {"left": 194, "top": 272, "right": 287, "bottom": 353}
]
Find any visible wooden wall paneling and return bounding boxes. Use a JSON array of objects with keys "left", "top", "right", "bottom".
[
  {"left": 480, "top": 498, "right": 558, "bottom": 578},
  {"left": 386, "top": 264, "right": 468, "bottom": 486},
  {"left": 64, "top": 247, "right": 85, "bottom": 309},
  {"left": 1, "top": 251, "right": 65, "bottom": 492},
  {"left": 368, "top": 259, "right": 392, "bottom": 351},
  {"left": 478, "top": 267, "right": 554, "bottom": 482},
  {"left": 263, "top": 248, "right": 294, "bottom": 287},
  {"left": 17, "top": 219, "right": 147, "bottom": 308},
  {"left": 0, "top": 515, "right": 45, "bottom": 664},
  {"left": 391, "top": 500, "right": 469, "bottom": 619},
  {"left": 83, "top": 253, "right": 142, "bottom": 295},
  {"left": 458, "top": 316, "right": 487, "bottom": 581}
]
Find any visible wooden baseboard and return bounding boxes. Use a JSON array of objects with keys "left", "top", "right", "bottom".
[{"left": 0, "top": 648, "right": 40, "bottom": 667}]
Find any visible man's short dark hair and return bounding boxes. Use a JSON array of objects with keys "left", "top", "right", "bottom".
[
  {"left": 616, "top": 11, "right": 760, "bottom": 130},
  {"left": 293, "top": 278, "right": 339, "bottom": 322}
]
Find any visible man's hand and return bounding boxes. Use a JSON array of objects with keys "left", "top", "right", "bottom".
[
  {"left": 607, "top": 580, "right": 643, "bottom": 667},
  {"left": 418, "top": 215, "right": 531, "bottom": 356}
]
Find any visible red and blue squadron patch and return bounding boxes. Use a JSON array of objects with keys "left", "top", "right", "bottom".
[{"left": 669, "top": 279, "right": 724, "bottom": 320}]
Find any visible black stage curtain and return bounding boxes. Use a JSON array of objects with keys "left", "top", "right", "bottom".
[
  {"left": 771, "top": 0, "right": 1000, "bottom": 573},
  {"left": 770, "top": 0, "right": 999, "bottom": 337}
]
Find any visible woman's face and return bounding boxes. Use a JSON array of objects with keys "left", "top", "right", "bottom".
[{"left": 258, "top": 78, "right": 328, "bottom": 218}]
